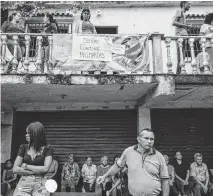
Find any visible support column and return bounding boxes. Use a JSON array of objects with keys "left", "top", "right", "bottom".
[
  {"left": 1, "top": 110, "right": 13, "bottom": 162},
  {"left": 151, "top": 32, "right": 164, "bottom": 74},
  {"left": 137, "top": 107, "right": 151, "bottom": 134}
]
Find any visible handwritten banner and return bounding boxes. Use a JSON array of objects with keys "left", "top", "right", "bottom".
[
  {"left": 52, "top": 34, "right": 149, "bottom": 73},
  {"left": 72, "top": 35, "right": 112, "bottom": 61}
]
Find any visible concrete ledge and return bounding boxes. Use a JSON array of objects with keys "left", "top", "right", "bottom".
[
  {"left": 175, "top": 75, "right": 213, "bottom": 85},
  {"left": 1, "top": 74, "right": 157, "bottom": 85}
]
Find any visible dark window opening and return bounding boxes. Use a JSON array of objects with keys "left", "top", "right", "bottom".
[
  {"left": 95, "top": 26, "right": 118, "bottom": 34},
  {"left": 184, "top": 23, "right": 203, "bottom": 60}
]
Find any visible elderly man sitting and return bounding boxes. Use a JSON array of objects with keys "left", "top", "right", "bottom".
[{"left": 189, "top": 153, "right": 213, "bottom": 196}]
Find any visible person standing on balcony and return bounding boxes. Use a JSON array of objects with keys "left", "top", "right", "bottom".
[
  {"left": 172, "top": 1, "right": 193, "bottom": 36},
  {"left": 38, "top": 13, "right": 59, "bottom": 73},
  {"left": 172, "top": 1, "right": 194, "bottom": 74},
  {"left": 172, "top": 151, "right": 190, "bottom": 196},
  {"left": 1, "top": 12, "right": 26, "bottom": 72},
  {"left": 12, "top": 121, "right": 53, "bottom": 196},
  {"left": 61, "top": 154, "right": 80, "bottom": 192},
  {"left": 81, "top": 157, "right": 97, "bottom": 192},
  {"left": 74, "top": 8, "right": 97, "bottom": 34},
  {"left": 96, "top": 156, "right": 112, "bottom": 196},
  {"left": 200, "top": 13, "right": 213, "bottom": 73},
  {"left": 97, "top": 128, "right": 170, "bottom": 196}
]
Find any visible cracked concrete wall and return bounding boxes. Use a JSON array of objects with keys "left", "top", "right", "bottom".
[{"left": 1, "top": 111, "right": 13, "bottom": 162}]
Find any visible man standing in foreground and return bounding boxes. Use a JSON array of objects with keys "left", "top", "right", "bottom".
[{"left": 97, "top": 128, "right": 170, "bottom": 196}]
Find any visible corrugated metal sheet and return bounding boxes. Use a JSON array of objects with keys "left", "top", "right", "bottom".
[
  {"left": 151, "top": 109, "right": 213, "bottom": 164},
  {"left": 12, "top": 110, "right": 137, "bottom": 168}
]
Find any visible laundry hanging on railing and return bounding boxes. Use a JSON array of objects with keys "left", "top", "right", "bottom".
[{"left": 52, "top": 34, "right": 150, "bottom": 73}]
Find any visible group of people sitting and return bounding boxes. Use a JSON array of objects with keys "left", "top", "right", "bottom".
[{"left": 163, "top": 152, "right": 213, "bottom": 196}]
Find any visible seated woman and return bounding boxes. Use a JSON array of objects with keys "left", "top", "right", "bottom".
[
  {"left": 1, "top": 12, "right": 25, "bottom": 72},
  {"left": 2, "top": 159, "right": 17, "bottom": 195},
  {"left": 45, "top": 159, "right": 58, "bottom": 180},
  {"left": 96, "top": 156, "right": 112, "bottom": 196},
  {"left": 39, "top": 13, "right": 59, "bottom": 73},
  {"left": 163, "top": 155, "right": 179, "bottom": 196},
  {"left": 110, "top": 155, "right": 121, "bottom": 196},
  {"left": 74, "top": 8, "right": 97, "bottom": 34},
  {"left": 13, "top": 121, "right": 53, "bottom": 196},
  {"left": 106, "top": 167, "right": 128, "bottom": 196}
]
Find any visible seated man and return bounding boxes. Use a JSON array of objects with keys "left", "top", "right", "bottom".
[
  {"left": 189, "top": 153, "right": 213, "bottom": 196},
  {"left": 82, "top": 157, "right": 97, "bottom": 192},
  {"left": 61, "top": 154, "right": 80, "bottom": 192}
]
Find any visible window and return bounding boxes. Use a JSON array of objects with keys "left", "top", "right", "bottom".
[
  {"left": 184, "top": 15, "right": 204, "bottom": 60},
  {"left": 95, "top": 26, "right": 118, "bottom": 34}
]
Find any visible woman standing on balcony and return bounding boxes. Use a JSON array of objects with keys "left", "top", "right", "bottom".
[
  {"left": 74, "top": 8, "right": 97, "bottom": 34},
  {"left": 39, "top": 13, "right": 59, "bottom": 73},
  {"left": 200, "top": 13, "right": 213, "bottom": 73},
  {"left": 1, "top": 12, "right": 25, "bottom": 69},
  {"left": 12, "top": 121, "right": 53, "bottom": 196}
]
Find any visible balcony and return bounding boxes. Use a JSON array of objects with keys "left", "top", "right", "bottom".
[
  {"left": 1, "top": 33, "right": 213, "bottom": 111},
  {"left": 1, "top": 33, "right": 213, "bottom": 75}
]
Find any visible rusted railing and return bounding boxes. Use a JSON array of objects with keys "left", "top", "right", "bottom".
[{"left": 0, "top": 33, "right": 213, "bottom": 75}]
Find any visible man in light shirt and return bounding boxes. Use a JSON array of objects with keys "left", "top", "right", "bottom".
[
  {"left": 189, "top": 153, "right": 213, "bottom": 196},
  {"left": 82, "top": 157, "right": 97, "bottom": 192},
  {"left": 97, "top": 128, "right": 170, "bottom": 196}
]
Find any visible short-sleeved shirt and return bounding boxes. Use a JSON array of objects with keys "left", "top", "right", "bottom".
[
  {"left": 172, "top": 160, "right": 189, "bottom": 180},
  {"left": 81, "top": 164, "right": 97, "bottom": 183},
  {"left": 200, "top": 24, "right": 213, "bottom": 48},
  {"left": 116, "top": 145, "right": 169, "bottom": 196},
  {"left": 17, "top": 144, "right": 53, "bottom": 166},
  {"left": 62, "top": 162, "right": 80, "bottom": 182},
  {"left": 190, "top": 162, "right": 209, "bottom": 183},
  {"left": 173, "top": 9, "right": 188, "bottom": 36}
]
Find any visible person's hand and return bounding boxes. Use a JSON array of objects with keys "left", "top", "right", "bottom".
[
  {"left": 106, "top": 190, "right": 111, "bottom": 196},
  {"left": 96, "top": 176, "right": 106, "bottom": 185},
  {"left": 184, "top": 180, "right": 188, "bottom": 185},
  {"left": 187, "top": 24, "right": 193, "bottom": 29},
  {"left": 117, "top": 184, "right": 121, "bottom": 190},
  {"left": 21, "top": 163, "right": 27, "bottom": 169},
  {"left": 89, "top": 182, "right": 93, "bottom": 190},
  {"left": 169, "top": 181, "right": 173, "bottom": 186},
  {"left": 203, "top": 185, "right": 208, "bottom": 194}
]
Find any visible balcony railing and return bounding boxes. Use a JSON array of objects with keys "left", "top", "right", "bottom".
[{"left": 0, "top": 33, "right": 213, "bottom": 75}]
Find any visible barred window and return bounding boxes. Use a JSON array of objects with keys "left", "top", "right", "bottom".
[{"left": 183, "top": 14, "right": 205, "bottom": 61}]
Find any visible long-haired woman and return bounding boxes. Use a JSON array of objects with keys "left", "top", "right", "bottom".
[
  {"left": 74, "top": 8, "right": 97, "bottom": 34},
  {"left": 13, "top": 121, "right": 53, "bottom": 196}
]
